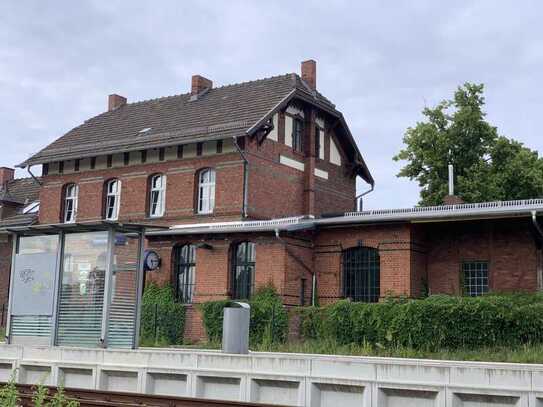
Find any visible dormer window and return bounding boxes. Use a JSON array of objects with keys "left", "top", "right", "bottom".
[
  {"left": 292, "top": 118, "right": 304, "bottom": 153},
  {"left": 105, "top": 179, "right": 121, "bottom": 220},
  {"left": 149, "top": 174, "right": 166, "bottom": 218},
  {"left": 63, "top": 184, "right": 78, "bottom": 223}
]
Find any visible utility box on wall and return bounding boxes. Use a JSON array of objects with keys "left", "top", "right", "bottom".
[{"left": 222, "top": 302, "right": 250, "bottom": 354}]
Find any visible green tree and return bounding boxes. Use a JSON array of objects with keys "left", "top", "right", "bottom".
[{"left": 394, "top": 83, "right": 543, "bottom": 205}]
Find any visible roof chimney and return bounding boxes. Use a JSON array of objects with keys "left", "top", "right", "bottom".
[
  {"left": 108, "top": 94, "right": 127, "bottom": 111},
  {"left": 191, "top": 75, "right": 213, "bottom": 96},
  {"left": 301, "top": 59, "right": 317, "bottom": 90},
  {"left": 0, "top": 167, "right": 14, "bottom": 189},
  {"left": 443, "top": 164, "right": 464, "bottom": 205}
]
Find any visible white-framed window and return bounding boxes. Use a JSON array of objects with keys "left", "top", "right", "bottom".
[
  {"left": 197, "top": 168, "right": 216, "bottom": 214},
  {"left": 105, "top": 179, "right": 121, "bottom": 220},
  {"left": 149, "top": 174, "right": 166, "bottom": 217},
  {"left": 63, "top": 184, "right": 78, "bottom": 223}
]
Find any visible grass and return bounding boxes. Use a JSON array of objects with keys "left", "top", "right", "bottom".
[{"left": 165, "top": 340, "right": 543, "bottom": 364}]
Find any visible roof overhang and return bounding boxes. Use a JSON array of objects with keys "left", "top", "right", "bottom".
[
  {"left": 146, "top": 216, "right": 315, "bottom": 237},
  {"left": 246, "top": 89, "right": 374, "bottom": 186},
  {"left": 317, "top": 199, "right": 543, "bottom": 227},
  {"left": 3, "top": 220, "right": 168, "bottom": 236}
]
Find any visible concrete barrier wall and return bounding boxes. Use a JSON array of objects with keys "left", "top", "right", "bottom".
[{"left": 1, "top": 344, "right": 543, "bottom": 406}]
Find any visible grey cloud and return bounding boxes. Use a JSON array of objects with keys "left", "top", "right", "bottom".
[{"left": 1, "top": 0, "right": 541, "bottom": 209}]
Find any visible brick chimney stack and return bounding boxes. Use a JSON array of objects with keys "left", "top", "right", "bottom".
[
  {"left": 0, "top": 167, "right": 14, "bottom": 189},
  {"left": 108, "top": 94, "right": 127, "bottom": 111},
  {"left": 191, "top": 75, "right": 213, "bottom": 95},
  {"left": 301, "top": 59, "right": 317, "bottom": 90}
]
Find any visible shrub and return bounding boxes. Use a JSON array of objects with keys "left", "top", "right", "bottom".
[
  {"left": 140, "top": 284, "right": 185, "bottom": 346},
  {"left": 200, "top": 285, "right": 288, "bottom": 346},
  {"left": 297, "top": 294, "right": 543, "bottom": 351}
]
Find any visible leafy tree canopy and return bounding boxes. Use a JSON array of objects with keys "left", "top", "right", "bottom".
[{"left": 394, "top": 83, "right": 543, "bottom": 206}]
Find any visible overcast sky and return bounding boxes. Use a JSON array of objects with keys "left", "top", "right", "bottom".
[{"left": 1, "top": 1, "right": 541, "bottom": 209}]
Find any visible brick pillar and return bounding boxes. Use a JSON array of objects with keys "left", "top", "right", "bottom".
[
  {"left": 304, "top": 108, "right": 316, "bottom": 216},
  {"left": 379, "top": 241, "right": 412, "bottom": 298}
]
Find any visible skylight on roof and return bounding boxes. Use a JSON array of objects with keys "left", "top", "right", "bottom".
[{"left": 139, "top": 127, "right": 152, "bottom": 133}]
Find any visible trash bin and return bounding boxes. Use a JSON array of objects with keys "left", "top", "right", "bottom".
[{"left": 222, "top": 302, "right": 250, "bottom": 354}]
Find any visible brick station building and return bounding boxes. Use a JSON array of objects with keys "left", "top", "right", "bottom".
[{"left": 1, "top": 60, "right": 542, "bottom": 340}]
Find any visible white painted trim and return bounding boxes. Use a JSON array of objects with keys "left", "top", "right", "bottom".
[
  {"left": 314, "top": 168, "right": 328, "bottom": 180},
  {"left": 279, "top": 155, "right": 305, "bottom": 172}
]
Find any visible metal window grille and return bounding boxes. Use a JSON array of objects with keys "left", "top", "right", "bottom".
[
  {"left": 231, "top": 242, "right": 256, "bottom": 300},
  {"left": 342, "top": 247, "right": 380, "bottom": 302},
  {"left": 173, "top": 244, "right": 196, "bottom": 304},
  {"left": 463, "top": 261, "right": 489, "bottom": 296}
]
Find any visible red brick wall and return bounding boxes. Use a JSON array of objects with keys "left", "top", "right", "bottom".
[
  {"left": 425, "top": 218, "right": 540, "bottom": 295},
  {"left": 0, "top": 236, "right": 12, "bottom": 325},
  {"left": 39, "top": 153, "right": 245, "bottom": 225},
  {"left": 314, "top": 223, "right": 414, "bottom": 303},
  {"left": 246, "top": 111, "right": 357, "bottom": 219}
]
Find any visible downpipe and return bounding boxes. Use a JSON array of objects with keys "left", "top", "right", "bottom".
[
  {"left": 233, "top": 136, "right": 248, "bottom": 219},
  {"left": 355, "top": 182, "right": 374, "bottom": 211}
]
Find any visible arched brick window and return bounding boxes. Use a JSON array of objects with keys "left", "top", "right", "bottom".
[
  {"left": 230, "top": 241, "right": 256, "bottom": 299},
  {"left": 197, "top": 168, "right": 216, "bottom": 214},
  {"left": 148, "top": 173, "right": 166, "bottom": 218},
  {"left": 104, "top": 179, "right": 121, "bottom": 220},
  {"left": 62, "top": 183, "right": 78, "bottom": 223},
  {"left": 342, "top": 246, "right": 380, "bottom": 302},
  {"left": 172, "top": 244, "right": 196, "bottom": 303}
]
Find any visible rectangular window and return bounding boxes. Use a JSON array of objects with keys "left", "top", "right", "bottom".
[
  {"left": 123, "top": 152, "right": 130, "bottom": 166},
  {"left": 158, "top": 148, "right": 165, "bottom": 161},
  {"left": 42, "top": 163, "right": 49, "bottom": 176},
  {"left": 196, "top": 142, "right": 203, "bottom": 156},
  {"left": 463, "top": 261, "right": 489, "bottom": 296},
  {"left": 107, "top": 155, "right": 113, "bottom": 168},
  {"left": 141, "top": 150, "right": 147, "bottom": 164},
  {"left": 292, "top": 118, "right": 304, "bottom": 153},
  {"left": 177, "top": 145, "right": 184, "bottom": 159},
  {"left": 216, "top": 140, "right": 223, "bottom": 154},
  {"left": 315, "top": 127, "right": 321, "bottom": 158},
  {"left": 74, "top": 159, "right": 80, "bottom": 172},
  {"left": 90, "top": 157, "right": 96, "bottom": 169},
  {"left": 59, "top": 161, "right": 64, "bottom": 174}
]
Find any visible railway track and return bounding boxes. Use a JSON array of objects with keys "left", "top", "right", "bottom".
[{"left": 6, "top": 383, "right": 286, "bottom": 407}]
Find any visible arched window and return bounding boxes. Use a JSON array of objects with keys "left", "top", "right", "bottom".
[
  {"left": 197, "top": 168, "right": 216, "bottom": 214},
  {"left": 172, "top": 244, "right": 196, "bottom": 303},
  {"left": 231, "top": 242, "right": 256, "bottom": 299},
  {"left": 149, "top": 174, "right": 166, "bottom": 217},
  {"left": 63, "top": 183, "right": 78, "bottom": 223},
  {"left": 104, "top": 179, "right": 121, "bottom": 220},
  {"left": 342, "top": 246, "right": 380, "bottom": 302}
]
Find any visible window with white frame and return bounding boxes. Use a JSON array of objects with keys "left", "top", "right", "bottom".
[
  {"left": 105, "top": 179, "right": 121, "bottom": 220},
  {"left": 63, "top": 184, "right": 78, "bottom": 223},
  {"left": 197, "top": 168, "right": 216, "bottom": 214},
  {"left": 149, "top": 174, "right": 166, "bottom": 217}
]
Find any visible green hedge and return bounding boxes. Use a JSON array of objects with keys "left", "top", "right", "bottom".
[
  {"left": 297, "top": 294, "right": 543, "bottom": 351},
  {"left": 199, "top": 286, "right": 288, "bottom": 345},
  {"left": 140, "top": 284, "right": 186, "bottom": 346}
]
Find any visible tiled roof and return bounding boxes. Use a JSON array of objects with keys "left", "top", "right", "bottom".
[
  {"left": 20, "top": 74, "right": 334, "bottom": 165},
  {"left": 0, "top": 177, "right": 40, "bottom": 205},
  {"left": 18, "top": 73, "right": 372, "bottom": 184},
  {"left": 0, "top": 213, "right": 38, "bottom": 228}
]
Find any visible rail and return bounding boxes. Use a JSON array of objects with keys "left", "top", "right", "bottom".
[{"left": 8, "top": 382, "right": 286, "bottom": 407}]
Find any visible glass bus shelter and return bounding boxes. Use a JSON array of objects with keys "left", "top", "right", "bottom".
[{"left": 5, "top": 222, "right": 150, "bottom": 349}]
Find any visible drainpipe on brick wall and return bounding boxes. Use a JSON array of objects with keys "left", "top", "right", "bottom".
[
  {"left": 233, "top": 136, "right": 248, "bottom": 219},
  {"left": 531, "top": 211, "right": 543, "bottom": 291},
  {"left": 354, "top": 181, "right": 374, "bottom": 211},
  {"left": 275, "top": 229, "right": 316, "bottom": 306},
  {"left": 26, "top": 165, "right": 43, "bottom": 186}
]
